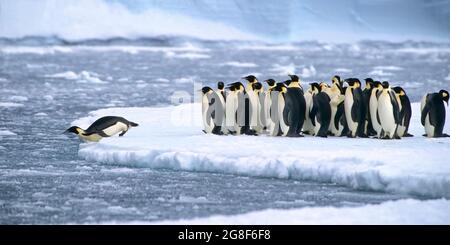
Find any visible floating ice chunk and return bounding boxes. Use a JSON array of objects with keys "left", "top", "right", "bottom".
[
  {"left": 373, "top": 66, "right": 403, "bottom": 71},
  {"left": 0, "top": 102, "right": 24, "bottom": 107},
  {"left": 0, "top": 130, "right": 17, "bottom": 136},
  {"left": 222, "top": 61, "right": 258, "bottom": 68},
  {"left": 46, "top": 71, "right": 79, "bottom": 80},
  {"left": 368, "top": 69, "right": 393, "bottom": 76},
  {"left": 8, "top": 96, "right": 28, "bottom": 102},
  {"left": 334, "top": 68, "right": 352, "bottom": 73}
]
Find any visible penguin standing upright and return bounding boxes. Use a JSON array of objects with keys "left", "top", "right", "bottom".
[
  {"left": 328, "top": 76, "right": 347, "bottom": 136},
  {"left": 369, "top": 81, "right": 383, "bottom": 138},
  {"left": 274, "top": 82, "right": 303, "bottom": 137},
  {"left": 377, "top": 82, "right": 400, "bottom": 139},
  {"left": 242, "top": 75, "right": 259, "bottom": 135},
  {"left": 287, "top": 75, "right": 306, "bottom": 135},
  {"left": 302, "top": 86, "right": 315, "bottom": 135},
  {"left": 362, "top": 78, "right": 376, "bottom": 136},
  {"left": 200, "top": 86, "right": 224, "bottom": 135},
  {"left": 225, "top": 83, "right": 244, "bottom": 135},
  {"left": 392, "top": 86, "right": 413, "bottom": 137},
  {"left": 344, "top": 78, "right": 366, "bottom": 138},
  {"left": 310, "top": 83, "right": 331, "bottom": 137},
  {"left": 264, "top": 79, "right": 281, "bottom": 135},
  {"left": 216, "top": 81, "right": 228, "bottom": 134},
  {"left": 251, "top": 82, "right": 264, "bottom": 134},
  {"left": 421, "top": 90, "right": 449, "bottom": 138}
]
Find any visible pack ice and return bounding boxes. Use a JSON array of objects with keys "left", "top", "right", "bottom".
[{"left": 73, "top": 102, "right": 450, "bottom": 198}]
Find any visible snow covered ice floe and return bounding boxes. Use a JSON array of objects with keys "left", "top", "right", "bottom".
[
  {"left": 150, "top": 199, "right": 450, "bottom": 225},
  {"left": 73, "top": 102, "right": 450, "bottom": 198}
]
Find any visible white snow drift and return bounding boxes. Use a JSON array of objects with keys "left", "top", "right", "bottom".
[
  {"left": 73, "top": 102, "right": 450, "bottom": 198},
  {"left": 152, "top": 199, "right": 450, "bottom": 225}
]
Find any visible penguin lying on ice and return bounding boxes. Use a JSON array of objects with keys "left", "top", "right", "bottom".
[{"left": 65, "top": 116, "right": 138, "bottom": 142}]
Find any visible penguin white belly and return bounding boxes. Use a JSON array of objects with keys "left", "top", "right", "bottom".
[
  {"left": 269, "top": 91, "right": 280, "bottom": 136},
  {"left": 424, "top": 114, "right": 434, "bottom": 137},
  {"left": 264, "top": 92, "right": 273, "bottom": 132},
  {"left": 225, "top": 93, "right": 237, "bottom": 133},
  {"left": 378, "top": 93, "right": 396, "bottom": 138},
  {"left": 259, "top": 92, "right": 267, "bottom": 131},
  {"left": 370, "top": 94, "right": 382, "bottom": 137},
  {"left": 303, "top": 93, "right": 314, "bottom": 134},
  {"left": 329, "top": 94, "right": 344, "bottom": 135},
  {"left": 278, "top": 93, "right": 289, "bottom": 136},
  {"left": 344, "top": 91, "right": 357, "bottom": 136},
  {"left": 248, "top": 91, "right": 261, "bottom": 132},
  {"left": 102, "top": 122, "right": 128, "bottom": 136},
  {"left": 202, "top": 95, "right": 215, "bottom": 134},
  {"left": 217, "top": 92, "right": 227, "bottom": 134}
]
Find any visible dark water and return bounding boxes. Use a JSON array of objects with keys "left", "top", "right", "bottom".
[{"left": 0, "top": 39, "right": 447, "bottom": 224}]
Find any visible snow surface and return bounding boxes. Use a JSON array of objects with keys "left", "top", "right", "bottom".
[
  {"left": 73, "top": 102, "right": 450, "bottom": 198},
  {"left": 150, "top": 199, "right": 450, "bottom": 225}
]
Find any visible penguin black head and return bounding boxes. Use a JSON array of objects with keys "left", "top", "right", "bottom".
[
  {"left": 332, "top": 75, "right": 343, "bottom": 87},
  {"left": 273, "top": 82, "right": 287, "bottom": 92},
  {"left": 228, "top": 82, "right": 245, "bottom": 91},
  {"left": 252, "top": 82, "right": 262, "bottom": 91},
  {"left": 242, "top": 75, "right": 257, "bottom": 83},
  {"left": 381, "top": 81, "right": 390, "bottom": 89},
  {"left": 217, "top": 81, "right": 224, "bottom": 90},
  {"left": 265, "top": 79, "right": 276, "bottom": 87},
  {"left": 284, "top": 80, "right": 292, "bottom": 86},
  {"left": 439, "top": 90, "right": 449, "bottom": 105},
  {"left": 364, "top": 78, "right": 374, "bottom": 89},
  {"left": 392, "top": 86, "right": 406, "bottom": 96},
  {"left": 373, "top": 81, "right": 382, "bottom": 89},
  {"left": 288, "top": 74, "right": 300, "bottom": 82},
  {"left": 345, "top": 78, "right": 361, "bottom": 87},
  {"left": 227, "top": 84, "right": 236, "bottom": 91},
  {"left": 201, "top": 86, "right": 213, "bottom": 94},
  {"left": 65, "top": 126, "right": 81, "bottom": 135},
  {"left": 310, "top": 82, "right": 321, "bottom": 93}
]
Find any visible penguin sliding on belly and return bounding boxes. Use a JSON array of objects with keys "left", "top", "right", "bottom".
[
  {"left": 200, "top": 86, "right": 225, "bottom": 135},
  {"left": 65, "top": 116, "right": 138, "bottom": 142},
  {"left": 392, "top": 86, "right": 413, "bottom": 137},
  {"left": 377, "top": 82, "right": 401, "bottom": 139},
  {"left": 421, "top": 89, "right": 449, "bottom": 138},
  {"left": 344, "top": 78, "right": 366, "bottom": 138},
  {"left": 310, "top": 83, "right": 331, "bottom": 137}
]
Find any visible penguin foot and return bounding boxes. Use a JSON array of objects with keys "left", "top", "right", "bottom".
[
  {"left": 437, "top": 133, "right": 450, "bottom": 138},
  {"left": 422, "top": 134, "right": 428, "bottom": 137},
  {"left": 404, "top": 133, "right": 414, "bottom": 137},
  {"left": 359, "top": 134, "right": 369, "bottom": 138},
  {"left": 317, "top": 134, "right": 328, "bottom": 138},
  {"left": 202, "top": 130, "right": 207, "bottom": 134},
  {"left": 287, "top": 133, "right": 303, "bottom": 138}
]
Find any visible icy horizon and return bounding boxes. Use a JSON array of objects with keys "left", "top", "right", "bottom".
[{"left": 1, "top": 0, "right": 450, "bottom": 43}]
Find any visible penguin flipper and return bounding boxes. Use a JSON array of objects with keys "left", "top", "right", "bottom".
[
  {"left": 421, "top": 97, "right": 431, "bottom": 126},
  {"left": 390, "top": 91, "right": 401, "bottom": 124}
]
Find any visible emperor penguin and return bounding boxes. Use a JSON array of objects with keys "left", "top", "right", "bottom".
[
  {"left": 377, "top": 82, "right": 401, "bottom": 139},
  {"left": 264, "top": 79, "right": 278, "bottom": 135},
  {"left": 200, "top": 86, "right": 225, "bottom": 135},
  {"left": 287, "top": 74, "right": 306, "bottom": 135},
  {"left": 65, "top": 116, "right": 138, "bottom": 142},
  {"left": 421, "top": 90, "right": 449, "bottom": 138},
  {"left": 274, "top": 82, "right": 303, "bottom": 137},
  {"left": 369, "top": 81, "right": 383, "bottom": 138},
  {"left": 225, "top": 84, "right": 243, "bottom": 135},
  {"left": 303, "top": 83, "right": 317, "bottom": 135},
  {"left": 242, "top": 75, "right": 259, "bottom": 135},
  {"left": 392, "top": 86, "right": 413, "bottom": 137},
  {"left": 344, "top": 78, "right": 366, "bottom": 138},
  {"left": 251, "top": 82, "right": 264, "bottom": 134},
  {"left": 362, "top": 78, "right": 376, "bottom": 136},
  {"left": 310, "top": 83, "right": 331, "bottom": 137},
  {"left": 216, "top": 81, "right": 228, "bottom": 134},
  {"left": 328, "top": 76, "right": 347, "bottom": 136}
]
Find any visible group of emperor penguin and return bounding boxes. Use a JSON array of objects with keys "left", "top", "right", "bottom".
[{"left": 201, "top": 75, "right": 449, "bottom": 139}]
